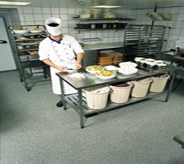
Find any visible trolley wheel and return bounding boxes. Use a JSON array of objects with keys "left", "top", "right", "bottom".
[
  {"left": 26, "top": 87, "right": 30, "bottom": 92},
  {"left": 20, "top": 77, "right": 23, "bottom": 82},
  {"left": 44, "top": 74, "right": 47, "bottom": 79}
]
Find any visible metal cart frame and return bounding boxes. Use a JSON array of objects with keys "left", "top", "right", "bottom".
[
  {"left": 8, "top": 25, "right": 50, "bottom": 91},
  {"left": 123, "top": 24, "right": 169, "bottom": 61}
]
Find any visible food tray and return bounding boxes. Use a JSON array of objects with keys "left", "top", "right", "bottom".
[{"left": 13, "top": 30, "right": 29, "bottom": 34}]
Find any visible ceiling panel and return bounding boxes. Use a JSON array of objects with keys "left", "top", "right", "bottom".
[{"left": 1, "top": 0, "right": 184, "bottom": 9}]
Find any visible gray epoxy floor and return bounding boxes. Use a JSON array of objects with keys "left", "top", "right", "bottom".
[{"left": 0, "top": 70, "right": 184, "bottom": 164}]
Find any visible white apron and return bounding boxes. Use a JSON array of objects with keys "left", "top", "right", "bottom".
[
  {"left": 50, "top": 60, "right": 77, "bottom": 95},
  {"left": 48, "top": 39, "right": 77, "bottom": 95}
]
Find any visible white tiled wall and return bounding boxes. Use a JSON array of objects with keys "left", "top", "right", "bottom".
[{"left": 0, "top": 5, "right": 184, "bottom": 50}]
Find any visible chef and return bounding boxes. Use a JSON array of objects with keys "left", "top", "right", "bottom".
[{"left": 39, "top": 17, "right": 84, "bottom": 107}]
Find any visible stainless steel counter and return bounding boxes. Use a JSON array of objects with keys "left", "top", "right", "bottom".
[
  {"left": 56, "top": 65, "right": 180, "bottom": 128},
  {"left": 82, "top": 42, "right": 123, "bottom": 50}
]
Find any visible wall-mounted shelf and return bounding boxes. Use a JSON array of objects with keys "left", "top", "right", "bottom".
[
  {"left": 74, "top": 22, "right": 127, "bottom": 33},
  {"left": 73, "top": 18, "right": 134, "bottom": 22}
]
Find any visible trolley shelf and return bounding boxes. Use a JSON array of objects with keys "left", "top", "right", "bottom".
[{"left": 64, "top": 90, "right": 169, "bottom": 116}]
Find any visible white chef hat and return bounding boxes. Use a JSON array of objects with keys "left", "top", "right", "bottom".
[{"left": 45, "top": 17, "right": 62, "bottom": 35}]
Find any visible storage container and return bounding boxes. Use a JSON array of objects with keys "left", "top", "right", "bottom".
[
  {"left": 98, "top": 53, "right": 114, "bottom": 66},
  {"left": 84, "top": 86, "right": 110, "bottom": 109},
  {"left": 131, "top": 78, "right": 152, "bottom": 97},
  {"left": 109, "top": 52, "right": 123, "bottom": 64},
  {"left": 150, "top": 74, "right": 170, "bottom": 92},
  {"left": 110, "top": 82, "right": 133, "bottom": 103}
]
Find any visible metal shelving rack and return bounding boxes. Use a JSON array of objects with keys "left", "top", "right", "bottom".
[
  {"left": 8, "top": 25, "right": 50, "bottom": 91},
  {"left": 123, "top": 24, "right": 167, "bottom": 61}
]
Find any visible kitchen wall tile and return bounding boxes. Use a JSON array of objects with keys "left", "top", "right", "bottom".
[
  {"left": 42, "top": 14, "right": 52, "bottom": 20},
  {"left": 68, "top": 8, "right": 75, "bottom": 14},
  {"left": 51, "top": 8, "right": 59, "bottom": 13},
  {"left": 177, "top": 14, "right": 184, "bottom": 21},
  {"left": 60, "top": 8, "right": 67, "bottom": 13},
  {"left": 20, "top": 21, "right": 27, "bottom": 25},
  {"left": 179, "top": 36, "right": 184, "bottom": 45},
  {"left": 60, "top": 20, "right": 68, "bottom": 28},
  {"left": 19, "top": 14, "right": 25, "bottom": 22},
  {"left": 61, "top": 14, "right": 68, "bottom": 21},
  {"left": 22, "top": 7, "right": 33, "bottom": 14},
  {"left": 137, "top": 9, "right": 143, "bottom": 15},
  {"left": 16, "top": 7, "right": 23, "bottom": 13},
  {"left": 11, "top": 21, "right": 20, "bottom": 25},
  {"left": 62, "top": 28, "right": 68, "bottom": 34},
  {"left": 42, "top": 8, "right": 51, "bottom": 13},
  {"left": 70, "top": 33, "right": 77, "bottom": 39},
  {"left": 170, "top": 7, "right": 179, "bottom": 14},
  {"left": 33, "top": 7, "right": 42, "bottom": 13},
  {"left": 33, "top": 14, "right": 43, "bottom": 21},
  {"left": 35, "top": 21, "right": 44, "bottom": 25},
  {"left": 51, "top": 14, "right": 60, "bottom": 18},
  {"left": 180, "top": 27, "right": 184, "bottom": 34},
  {"left": 176, "top": 22, "right": 183, "bottom": 29},
  {"left": 171, "top": 14, "right": 178, "bottom": 21},
  {"left": 25, "top": 21, "right": 35, "bottom": 25},
  {"left": 24, "top": 14, "right": 34, "bottom": 21},
  {"left": 178, "top": 7, "right": 184, "bottom": 13},
  {"left": 173, "top": 29, "right": 181, "bottom": 35}
]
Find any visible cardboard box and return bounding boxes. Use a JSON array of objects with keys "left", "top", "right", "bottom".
[
  {"left": 98, "top": 53, "right": 114, "bottom": 66},
  {"left": 109, "top": 52, "right": 123, "bottom": 64}
]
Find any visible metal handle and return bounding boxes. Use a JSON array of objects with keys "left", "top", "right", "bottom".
[{"left": 0, "top": 40, "right": 7, "bottom": 44}]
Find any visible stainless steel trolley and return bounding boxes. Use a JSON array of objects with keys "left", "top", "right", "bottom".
[
  {"left": 8, "top": 25, "right": 50, "bottom": 91},
  {"left": 57, "top": 65, "right": 180, "bottom": 128}
]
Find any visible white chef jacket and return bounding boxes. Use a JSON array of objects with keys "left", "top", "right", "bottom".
[{"left": 39, "top": 34, "right": 84, "bottom": 95}]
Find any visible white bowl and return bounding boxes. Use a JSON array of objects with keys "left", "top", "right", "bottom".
[
  {"left": 95, "top": 74, "right": 117, "bottom": 79},
  {"left": 146, "top": 61, "right": 157, "bottom": 68},
  {"left": 86, "top": 65, "right": 105, "bottom": 74},
  {"left": 95, "top": 71, "right": 117, "bottom": 79},
  {"left": 119, "top": 62, "right": 137, "bottom": 68},
  {"left": 156, "top": 63, "right": 167, "bottom": 67},
  {"left": 145, "top": 58, "right": 155, "bottom": 62},
  {"left": 118, "top": 67, "right": 138, "bottom": 75},
  {"left": 105, "top": 65, "right": 118, "bottom": 72},
  {"left": 64, "top": 68, "right": 75, "bottom": 73},
  {"left": 135, "top": 57, "right": 144, "bottom": 62},
  {"left": 154, "top": 60, "right": 164, "bottom": 64}
]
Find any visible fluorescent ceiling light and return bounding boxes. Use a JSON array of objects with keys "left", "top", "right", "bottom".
[
  {"left": 91, "top": 5, "right": 121, "bottom": 8},
  {"left": 0, "top": 1, "right": 31, "bottom": 5}
]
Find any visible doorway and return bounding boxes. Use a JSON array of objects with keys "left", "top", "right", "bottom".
[{"left": 0, "top": 17, "right": 16, "bottom": 71}]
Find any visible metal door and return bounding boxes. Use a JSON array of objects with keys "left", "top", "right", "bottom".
[{"left": 0, "top": 17, "right": 16, "bottom": 71}]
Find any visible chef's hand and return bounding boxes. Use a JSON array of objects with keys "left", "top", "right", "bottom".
[
  {"left": 75, "top": 62, "right": 82, "bottom": 70},
  {"left": 57, "top": 66, "right": 67, "bottom": 72}
]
